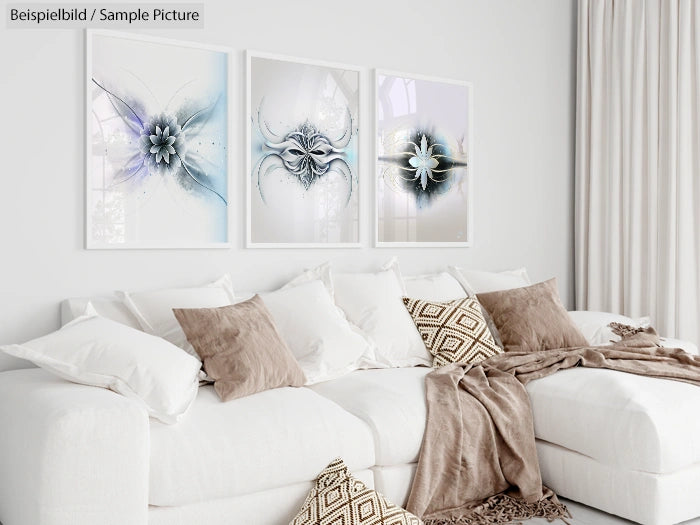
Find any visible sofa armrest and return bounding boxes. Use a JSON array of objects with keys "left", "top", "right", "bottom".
[
  {"left": 567, "top": 310, "right": 640, "bottom": 345},
  {"left": 0, "top": 369, "right": 149, "bottom": 525},
  {"left": 568, "top": 310, "right": 699, "bottom": 355}
]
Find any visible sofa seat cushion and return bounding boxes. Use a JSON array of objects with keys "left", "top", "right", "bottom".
[
  {"left": 149, "top": 470, "right": 376, "bottom": 525},
  {"left": 526, "top": 367, "right": 700, "bottom": 474},
  {"left": 310, "top": 368, "right": 431, "bottom": 466},
  {"left": 149, "top": 385, "right": 375, "bottom": 507}
]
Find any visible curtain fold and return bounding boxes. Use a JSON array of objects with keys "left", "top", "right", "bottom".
[{"left": 576, "top": 0, "right": 700, "bottom": 344}]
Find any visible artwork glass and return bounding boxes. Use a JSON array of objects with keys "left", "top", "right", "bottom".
[
  {"left": 87, "top": 31, "right": 229, "bottom": 248},
  {"left": 376, "top": 71, "right": 473, "bottom": 246},
  {"left": 248, "top": 54, "right": 360, "bottom": 247}
]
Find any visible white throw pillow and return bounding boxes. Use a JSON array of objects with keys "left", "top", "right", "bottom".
[
  {"left": 260, "top": 280, "right": 373, "bottom": 384},
  {"left": 121, "top": 275, "right": 235, "bottom": 359},
  {"left": 281, "top": 261, "right": 334, "bottom": 297},
  {"left": 0, "top": 307, "right": 201, "bottom": 424},
  {"left": 333, "top": 267, "right": 431, "bottom": 368},
  {"left": 403, "top": 271, "right": 467, "bottom": 301},
  {"left": 0, "top": 353, "right": 36, "bottom": 373},
  {"left": 448, "top": 266, "right": 531, "bottom": 295},
  {"left": 61, "top": 296, "right": 142, "bottom": 329},
  {"left": 567, "top": 311, "right": 650, "bottom": 346},
  {"left": 660, "top": 337, "right": 699, "bottom": 356}
]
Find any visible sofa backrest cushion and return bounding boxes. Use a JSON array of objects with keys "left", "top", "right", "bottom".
[
  {"left": 260, "top": 280, "right": 374, "bottom": 384},
  {"left": 402, "top": 271, "right": 466, "bottom": 301},
  {"left": 333, "top": 268, "right": 431, "bottom": 368},
  {"left": 448, "top": 266, "right": 531, "bottom": 295},
  {"left": 61, "top": 296, "right": 141, "bottom": 329},
  {"left": 120, "top": 275, "right": 235, "bottom": 360}
]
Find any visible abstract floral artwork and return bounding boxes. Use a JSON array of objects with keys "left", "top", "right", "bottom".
[
  {"left": 375, "top": 71, "right": 473, "bottom": 246},
  {"left": 87, "top": 31, "right": 229, "bottom": 248},
  {"left": 247, "top": 52, "right": 360, "bottom": 247}
]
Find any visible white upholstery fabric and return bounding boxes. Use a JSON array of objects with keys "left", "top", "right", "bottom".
[
  {"left": 527, "top": 367, "right": 700, "bottom": 473},
  {"left": 149, "top": 385, "right": 374, "bottom": 506},
  {"left": 310, "top": 368, "right": 431, "bottom": 466},
  {"left": 537, "top": 440, "right": 700, "bottom": 525},
  {"left": 0, "top": 368, "right": 149, "bottom": 525},
  {"left": 148, "top": 470, "right": 374, "bottom": 525},
  {"left": 371, "top": 464, "right": 417, "bottom": 510},
  {"left": 312, "top": 365, "right": 700, "bottom": 484},
  {"left": 660, "top": 336, "right": 699, "bottom": 356}
]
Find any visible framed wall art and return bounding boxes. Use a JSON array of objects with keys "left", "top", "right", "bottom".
[
  {"left": 86, "top": 30, "right": 231, "bottom": 249},
  {"left": 375, "top": 70, "right": 473, "bottom": 247},
  {"left": 247, "top": 51, "right": 361, "bottom": 248}
]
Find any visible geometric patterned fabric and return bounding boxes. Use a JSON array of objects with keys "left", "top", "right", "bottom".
[
  {"left": 402, "top": 296, "right": 502, "bottom": 368},
  {"left": 289, "top": 458, "right": 423, "bottom": 525}
]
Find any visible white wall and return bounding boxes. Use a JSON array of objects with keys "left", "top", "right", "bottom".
[{"left": 0, "top": 0, "right": 577, "bottom": 343}]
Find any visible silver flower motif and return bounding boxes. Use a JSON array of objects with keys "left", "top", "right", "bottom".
[
  {"left": 278, "top": 121, "right": 339, "bottom": 190},
  {"left": 139, "top": 114, "right": 185, "bottom": 175},
  {"left": 408, "top": 134, "right": 440, "bottom": 190},
  {"left": 254, "top": 100, "right": 354, "bottom": 206}
]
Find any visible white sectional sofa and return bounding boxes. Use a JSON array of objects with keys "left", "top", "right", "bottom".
[{"left": 0, "top": 276, "right": 699, "bottom": 525}]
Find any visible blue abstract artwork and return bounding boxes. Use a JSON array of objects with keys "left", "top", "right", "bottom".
[{"left": 87, "top": 31, "right": 229, "bottom": 248}]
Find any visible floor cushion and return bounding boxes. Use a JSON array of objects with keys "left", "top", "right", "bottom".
[
  {"left": 289, "top": 458, "right": 421, "bottom": 525},
  {"left": 149, "top": 385, "right": 375, "bottom": 506}
]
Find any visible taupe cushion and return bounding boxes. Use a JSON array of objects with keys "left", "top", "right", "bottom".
[
  {"left": 476, "top": 278, "right": 587, "bottom": 353},
  {"left": 173, "top": 295, "right": 305, "bottom": 401},
  {"left": 402, "top": 296, "right": 502, "bottom": 367},
  {"left": 290, "top": 458, "right": 422, "bottom": 525}
]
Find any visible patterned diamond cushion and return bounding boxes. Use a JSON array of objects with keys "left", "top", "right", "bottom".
[
  {"left": 402, "top": 296, "right": 502, "bottom": 367},
  {"left": 290, "top": 458, "right": 423, "bottom": 525}
]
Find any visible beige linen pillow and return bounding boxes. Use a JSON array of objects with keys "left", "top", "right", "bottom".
[
  {"left": 290, "top": 458, "right": 422, "bottom": 525},
  {"left": 402, "top": 296, "right": 502, "bottom": 367},
  {"left": 476, "top": 278, "right": 588, "bottom": 353},
  {"left": 173, "top": 296, "right": 306, "bottom": 402}
]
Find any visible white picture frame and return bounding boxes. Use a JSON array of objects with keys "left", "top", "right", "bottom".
[
  {"left": 246, "top": 50, "right": 363, "bottom": 248},
  {"left": 86, "top": 30, "right": 232, "bottom": 249},
  {"left": 374, "top": 69, "right": 474, "bottom": 248}
]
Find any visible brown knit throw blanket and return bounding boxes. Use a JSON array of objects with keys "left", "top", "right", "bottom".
[{"left": 406, "top": 332, "right": 700, "bottom": 525}]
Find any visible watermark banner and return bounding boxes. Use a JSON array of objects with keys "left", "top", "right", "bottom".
[{"left": 6, "top": 3, "right": 205, "bottom": 28}]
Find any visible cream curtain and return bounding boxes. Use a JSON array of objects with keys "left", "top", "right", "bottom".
[{"left": 575, "top": 0, "right": 700, "bottom": 344}]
